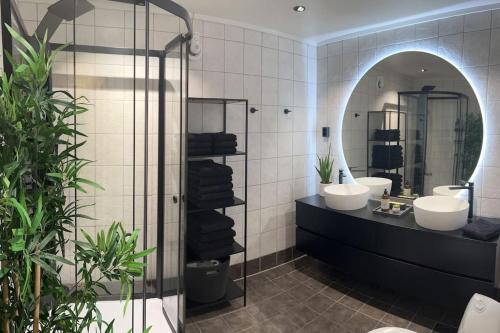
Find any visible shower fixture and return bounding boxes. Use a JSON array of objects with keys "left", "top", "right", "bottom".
[{"left": 35, "top": 0, "right": 94, "bottom": 40}]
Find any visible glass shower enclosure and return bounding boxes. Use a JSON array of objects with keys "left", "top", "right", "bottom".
[
  {"left": 2, "top": 0, "right": 192, "bottom": 331},
  {"left": 399, "top": 91, "right": 470, "bottom": 196}
]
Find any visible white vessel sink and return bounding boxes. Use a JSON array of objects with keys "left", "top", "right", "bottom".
[
  {"left": 433, "top": 185, "right": 461, "bottom": 197},
  {"left": 413, "top": 196, "right": 469, "bottom": 231},
  {"left": 355, "top": 177, "right": 392, "bottom": 199},
  {"left": 324, "top": 184, "right": 370, "bottom": 210}
]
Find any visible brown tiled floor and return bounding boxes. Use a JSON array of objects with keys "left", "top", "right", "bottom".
[{"left": 186, "top": 256, "right": 461, "bottom": 333}]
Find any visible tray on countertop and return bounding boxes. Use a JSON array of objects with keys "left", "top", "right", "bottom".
[{"left": 373, "top": 203, "right": 412, "bottom": 217}]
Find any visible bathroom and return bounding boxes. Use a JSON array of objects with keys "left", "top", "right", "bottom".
[{"left": 0, "top": 0, "right": 499, "bottom": 332}]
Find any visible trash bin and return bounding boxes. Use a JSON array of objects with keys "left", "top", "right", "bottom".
[{"left": 186, "top": 257, "right": 229, "bottom": 303}]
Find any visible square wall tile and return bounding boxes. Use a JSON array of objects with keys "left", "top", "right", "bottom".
[
  {"left": 244, "top": 44, "right": 262, "bottom": 75},
  {"left": 245, "top": 29, "right": 262, "bottom": 45},
  {"left": 278, "top": 51, "right": 294, "bottom": 79},
  {"left": 463, "top": 30, "right": 490, "bottom": 67},
  {"left": 203, "top": 71, "right": 225, "bottom": 97},
  {"left": 439, "top": 16, "right": 464, "bottom": 36},
  {"left": 262, "top": 78, "right": 279, "bottom": 106},
  {"left": 279, "top": 37, "right": 294, "bottom": 52},
  {"left": 261, "top": 105, "right": 278, "bottom": 132},
  {"left": 261, "top": 132, "right": 278, "bottom": 158},
  {"left": 263, "top": 33, "right": 279, "bottom": 49},
  {"left": 415, "top": 21, "right": 438, "bottom": 39},
  {"left": 262, "top": 47, "right": 279, "bottom": 78},
  {"left": 493, "top": 9, "right": 500, "bottom": 28},
  {"left": 225, "top": 25, "right": 244, "bottom": 42},
  {"left": 204, "top": 21, "right": 225, "bottom": 39},
  {"left": 490, "top": 28, "right": 500, "bottom": 65},
  {"left": 261, "top": 158, "right": 278, "bottom": 184},
  {"left": 225, "top": 41, "right": 244, "bottom": 73},
  {"left": 203, "top": 37, "right": 225, "bottom": 72},
  {"left": 244, "top": 75, "right": 262, "bottom": 104},
  {"left": 464, "top": 11, "right": 491, "bottom": 32}
]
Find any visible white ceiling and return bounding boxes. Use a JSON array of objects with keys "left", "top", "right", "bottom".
[
  {"left": 375, "top": 52, "right": 462, "bottom": 79},
  {"left": 176, "top": 0, "right": 498, "bottom": 44}
]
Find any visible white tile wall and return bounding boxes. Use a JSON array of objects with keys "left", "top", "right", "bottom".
[
  {"left": 188, "top": 19, "right": 317, "bottom": 261},
  {"left": 318, "top": 9, "right": 500, "bottom": 219},
  {"left": 9, "top": 2, "right": 500, "bottom": 269}
]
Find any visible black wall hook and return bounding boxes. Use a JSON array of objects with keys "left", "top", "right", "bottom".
[
  {"left": 250, "top": 107, "right": 258, "bottom": 113},
  {"left": 284, "top": 108, "right": 292, "bottom": 114}
]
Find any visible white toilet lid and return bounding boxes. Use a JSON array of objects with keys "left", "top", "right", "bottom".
[{"left": 368, "top": 328, "right": 416, "bottom": 333}]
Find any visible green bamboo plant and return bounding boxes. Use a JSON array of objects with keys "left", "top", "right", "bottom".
[
  {"left": 0, "top": 26, "right": 153, "bottom": 332},
  {"left": 315, "top": 145, "right": 334, "bottom": 184}
]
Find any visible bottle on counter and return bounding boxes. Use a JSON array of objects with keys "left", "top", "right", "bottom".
[
  {"left": 403, "top": 181, "right": 411, "bottom": 196},
  {"left": 381, "top": 189, "right": 390, "bottom": 212}
]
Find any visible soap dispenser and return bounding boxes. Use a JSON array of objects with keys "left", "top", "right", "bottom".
[
  {"left": 403, "top": 180, "right": 411, "bottom": 196},
  {"left": 381, "top": 189, "right": 390, "bottom": 212}
]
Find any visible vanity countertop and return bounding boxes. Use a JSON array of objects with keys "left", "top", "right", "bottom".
[{"left": 296, "top": 195, "right": 499, "bottom": 245}]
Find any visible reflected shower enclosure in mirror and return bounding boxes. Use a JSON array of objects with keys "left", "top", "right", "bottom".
[{"left": 342, "top": 52, "right": 483, "bottom": 197}]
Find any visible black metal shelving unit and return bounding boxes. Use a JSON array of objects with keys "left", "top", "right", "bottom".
[
  {"left": 185, "top": 97, "right": 248, "bottom": 315},
  {"left": 366, "top": 111, "right": 407, "bottom": 195}
]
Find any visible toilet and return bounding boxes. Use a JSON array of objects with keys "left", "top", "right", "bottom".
[{"left": 368, "top": 294, "right": 500, "bottom": 333}]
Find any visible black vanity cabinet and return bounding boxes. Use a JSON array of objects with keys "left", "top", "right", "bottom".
[{"left": 296, "top": 195, "right": 500, "bottom": 308}]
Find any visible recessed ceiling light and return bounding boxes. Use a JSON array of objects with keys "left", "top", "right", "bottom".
[
  {"left": 293, "top": 5, "right": 306, "bottom": 12},
  {"left": 421, "top": 68, "right": 427, "bottom": 73}
]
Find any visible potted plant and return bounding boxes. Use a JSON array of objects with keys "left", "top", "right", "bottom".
[
  {"left": 0, "top": 26, "right": 153, "bottom": 332},
  {"left": 315, "top": 145, "right": 334, "bottom": 196}
]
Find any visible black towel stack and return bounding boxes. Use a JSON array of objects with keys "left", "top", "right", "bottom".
[
  {"left": 374, "top": 129, "right": 400, "bottom": 141},
  {"left": 188, "top": 160, "right": 234, "bottom": 208},
  {"left": 212, "top": 133, "right": 237, "bottom": 154},
  {"left": 188, "top": 133, "right": 212, "bottom": 156},
  {"left": 372, "top": 145, "right": 403, "bottom": 169},
  {"left": 188, "top": 132, "right": 238, "bottom": 156},
  {"left": 372, "top": 172, "right": 402, "bottom": 196},
  {"left": 188, "top": 210, "right": 236, "bottom": 259}
]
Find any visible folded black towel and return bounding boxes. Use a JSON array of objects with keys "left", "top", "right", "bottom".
[
  {"left": 212, "top": 132, "right": 237, "bottom": 142},
  {"left": 462, "top": 219, "right": 500, "bottom": 241},
  {"left": 371, "top": 160, "right": 404, "bottom": 169},
  {"left": 188, "top": 148, "right": 212, "bottom": 156},
  {"left": 188, "top": 133, "right": 212, "bottom": 142},
  {"left": 188, "top": 237, "right": 234, "bottom": 252},
  {"left": 189, "top": 183, "right": 233, "bottom": 195},
  {"left": 374, "top": 129, "right": 400, "bottom": 141},
  {"left": 188, "top": 229, "right": 236, "bottom": 243},
  {"left": 189, "top": 245, "right": 234, "bottom": 260},
  {"left": 213, "top": 141, "right": 237, "bottom": 148},
  {"left": 188, "top": 160, "right": 233, "bottom": 177},
  {"left": 213, "top": 147, "right": 237, "bottom": 154},
  {"left": 372, "top": 172, "right": 402, "bottom": 196},
  {"left": 189, "top": 190, "right": 234, "bottom": 202},
  {"left": 189, "top": 175, "right": 232, "bottom": 186},
  {"left": 188, "top": 210, "right": 235, "bottom": 233},
  {"left": 189, "top": 197, "right": 236, "bottom": 209}
]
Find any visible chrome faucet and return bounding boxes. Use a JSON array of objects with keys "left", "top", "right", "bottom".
[
  {"left": 449, "top": 181, "right": 474, "bottom": 220},
  {"left": 339, "top": 169, "right": 345, "bottom": 184}
]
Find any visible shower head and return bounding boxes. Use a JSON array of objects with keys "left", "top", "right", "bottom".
[
  {"left": 47, "top": 0, "right": 94, "bottom": 21},
  {"left": 34, "top": 0, "right": 95, "bottom": 41}
]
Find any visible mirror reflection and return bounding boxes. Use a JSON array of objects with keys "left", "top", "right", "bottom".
[{"left": 342, "top": 52, "right": 483, "bottom": 197}]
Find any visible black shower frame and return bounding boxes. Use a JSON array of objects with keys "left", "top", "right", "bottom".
[
  {"left": 1, "top": 1, "right": 192, "bottom": 332},
  {"left": 398, "top": 90, "right": 469, "bottom": 194}
]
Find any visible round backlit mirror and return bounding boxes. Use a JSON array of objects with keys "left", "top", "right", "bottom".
[{"left": 342, "top": 51, "right": 483, "bottom": 197}]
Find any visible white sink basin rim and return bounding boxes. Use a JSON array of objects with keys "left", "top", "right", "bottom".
[
  {"left": 355, "top": 177, "right": 392, "bottom": 199},
  {"left": 413, "top": 195, "right": 469, "bottom": 231},
  {"left": 433, "top": 185, "right": 462, "bottom": 197},
  {"left": 323, "top": 184, "right": 370, "bottom": 211}
]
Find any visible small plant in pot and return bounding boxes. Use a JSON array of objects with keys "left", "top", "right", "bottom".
[{"left": 315, "top": 145, "right": 334, "bottom": 196}]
